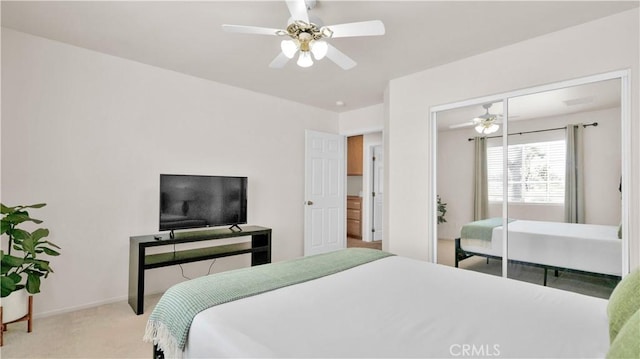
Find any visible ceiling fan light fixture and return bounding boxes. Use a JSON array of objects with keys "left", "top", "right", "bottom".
[
  {"left": 222, "top": 1, "right": 385, "bottom": 70},
  {"left": 310, "top": 40, "right": 328, "bottom": 60},
  {"left": 473, "top": 103, "right": 501, "bottom": 135},
  {"left": 486, "top": 123, "right": 500, "bottom": 134},
  {"left": 475, "top": 120, "right": 500, "bottom": 135},
  {"left": 475, "top": 122, "right": 499, "bottom": 135},
  {"left": 281, "top": 39, "right": 298, "bottom": 59},
  {"left": 297, "top": 51, "right": 313, "bottom": 67}
]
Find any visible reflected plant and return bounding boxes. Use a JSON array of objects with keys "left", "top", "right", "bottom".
[{"left": 437, "top": 196, "right": 447, "bottom": 224}]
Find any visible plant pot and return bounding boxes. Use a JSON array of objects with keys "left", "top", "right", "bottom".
[{"left": 2, "top": 289, "right": 29, "bottom": 323}]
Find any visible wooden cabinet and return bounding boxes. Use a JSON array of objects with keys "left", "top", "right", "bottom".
[
  {"left": 346, "top": 196, "right": 362, "bottom": 238},
  {"left": 347, "top": 135, "right": 363, "bottom": 176}
]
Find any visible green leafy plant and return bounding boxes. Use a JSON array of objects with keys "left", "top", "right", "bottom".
[
  {"left": 437, "top": 195, "right": 447, "bottom": 224},
  {"left": 1, "top": 203, "right": 60, "bottom": 298}
]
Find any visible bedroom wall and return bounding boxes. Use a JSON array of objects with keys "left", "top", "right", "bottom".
[
  {"left": 386, "top": 8, "right": 640, "bottom": 270},
  {"left": 437, "top": 107, "right": 622, "bottom": 240},
  {"left": 1, "top": 28, "right": 339, "bottom": 316},
  {"left": 338, "top": 103, "right": 384, "bottom": 136}
]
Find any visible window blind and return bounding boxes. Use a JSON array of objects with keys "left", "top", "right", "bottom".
[{"left": 487, "top": 140, "right": 565, "bottom": 203}]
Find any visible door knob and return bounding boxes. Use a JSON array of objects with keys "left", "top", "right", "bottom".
[{"left": 306, "top": 201, "right": 314, "bottom": 205}]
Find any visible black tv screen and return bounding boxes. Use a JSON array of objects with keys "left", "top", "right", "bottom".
[{"left": 159, "top": 174, "right": 247, "bottom": 231}]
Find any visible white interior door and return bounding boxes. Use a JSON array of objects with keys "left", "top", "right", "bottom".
[
  {"left": 372, "top": 145, "right": 384, "bottom": 241},
  {"left": 304, "top": 130, "right": 346, "bottom": 256}
]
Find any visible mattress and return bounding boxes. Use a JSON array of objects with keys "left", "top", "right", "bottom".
[
  {"left": 183, "top": 255, "right": 609, "bottom": 358},
  {"left": 460, "top": 220, "right": 621, "bottom": 276}
]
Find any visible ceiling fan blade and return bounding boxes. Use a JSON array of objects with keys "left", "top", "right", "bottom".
[
  {"left": 326, "top": 20, "right": 385, "bottom": 38},
  {"left": 222, "top": 24, "right": 282, "bottom": 36},
  {"left": 286, "top": 0, "right": 309, "bottom": 23},
  {"left": 449, "top": 122, "right": 475, "bottom": 129},
  {"left": 269, "top": 52, "right": 291, "bottom": 69},
  {"left": 326, "top": 44, "right": 356, "bottom": 70}
]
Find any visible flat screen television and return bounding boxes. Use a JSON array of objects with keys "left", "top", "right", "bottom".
[{"left": 159, "top": 174, "right": 247, "bottom": 233}]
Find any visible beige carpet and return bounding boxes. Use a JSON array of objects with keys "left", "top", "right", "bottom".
[{"left": 1, "top": 294, "right": 161, "bottom": 358}]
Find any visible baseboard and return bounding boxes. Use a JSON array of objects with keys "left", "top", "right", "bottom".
[{"left": 34, "top": 290, "right": 166, "bottom": 319}]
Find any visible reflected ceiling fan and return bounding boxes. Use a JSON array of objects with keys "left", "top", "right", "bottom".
[
  {"left": 222, "top": 0, "right": 385, "bottom": 70},
  {"left": 449, "top": 103, "right": 504, "bottom": 135}
]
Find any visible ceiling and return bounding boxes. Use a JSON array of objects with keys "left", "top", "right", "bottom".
[
  {"left": 437, "top": 78, "right": 621, "bottom": 131},
  {"left": 2, "top": 1, "right": 637, "bottom": 112}
]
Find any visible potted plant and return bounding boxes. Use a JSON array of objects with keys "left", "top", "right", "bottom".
[
  {"left": 1, "top": 203, "right": 60, "bottom": 323},
  {"left": 437, "top": 195, "right": 447, "bottom": 224}
]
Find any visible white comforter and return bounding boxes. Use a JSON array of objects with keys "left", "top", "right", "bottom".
[
  {"left": 461, "top": 220, "right": 621, "bottom": 276},
  {"left": 184, "top": 255, "right": 609, "bottom": 358}
]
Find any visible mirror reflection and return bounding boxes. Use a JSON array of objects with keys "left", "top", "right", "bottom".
[{"left": 436, "top": 79, "right": 622, "bottom": 298}]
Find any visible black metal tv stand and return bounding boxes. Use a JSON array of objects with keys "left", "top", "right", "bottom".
[{"left": 128, "top": 225, "right": 271, "bottom": 315}]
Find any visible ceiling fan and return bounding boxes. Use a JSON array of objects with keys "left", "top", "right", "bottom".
[
  {"left": 449, "top": 103, "right": 503, "bottom": 134},
  {"left": 222, "top": 0, "right": 385, "bottom": 70}
]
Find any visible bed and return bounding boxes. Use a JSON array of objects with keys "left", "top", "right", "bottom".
[
  {"left": 456, "top": 218, "right": 622, "bottom": 284},
  {"left": 144, "top": 248, "right": 621, "bottom": 358}
]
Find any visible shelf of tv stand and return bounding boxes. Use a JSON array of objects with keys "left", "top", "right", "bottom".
[
  {"left": 128, "top": 225, "right": 271, "bottom": 315},
  {"left": 144, "top": 242, "right": 267, "bottom": 269}
]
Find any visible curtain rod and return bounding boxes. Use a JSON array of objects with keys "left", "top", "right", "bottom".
[{"left": 467, "top": 122, "right": 598, "bottom": 142}]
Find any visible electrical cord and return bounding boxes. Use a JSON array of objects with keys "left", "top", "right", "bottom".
[
  {"left": 179, "top": 259, "right": 216, "bottom": 280},
  {"left": 174, "top": 243, "right": 217, "bottom": 280}
]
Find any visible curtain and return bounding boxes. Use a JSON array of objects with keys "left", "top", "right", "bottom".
[
  {"left": 565, "top": 124, "right": 585, "bottom": 223},
  {"left": 473, "top": 137, "right": 489, "bottom": 220}
]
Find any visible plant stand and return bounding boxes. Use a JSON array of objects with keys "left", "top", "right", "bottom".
[{"left": 0, "top": 294, "right": 33, "bottom": 346}]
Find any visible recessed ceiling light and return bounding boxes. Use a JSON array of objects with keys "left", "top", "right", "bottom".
[{"left": 336, "top": 100, "right": 345, "bottom": 107}]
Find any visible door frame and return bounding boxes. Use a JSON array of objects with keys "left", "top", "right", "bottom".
[{"left": 370, "top": 144, "right": 384, "bottom": 242}]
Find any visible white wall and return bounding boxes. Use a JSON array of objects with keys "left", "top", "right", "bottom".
[
  {"left": 1, "top": 29, "right": 339, "bottom": 316},
  {"left": 437, "top": 107, "right": 621, "bottom": 240},
  {"left": 346, "top": 176, "right": 363, "bottom": 196},
  {"left": 339, "top": 103, "right": 384, "bottom": 136},
  {"left": 386, "top": 9, "right": 639, "bottom": 270},
  {"left": 436, "top": 128, "right": 475, "bottom": 240}
]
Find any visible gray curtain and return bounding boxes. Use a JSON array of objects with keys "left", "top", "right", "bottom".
[
  {"left": 565, "top": 124, "right": 585, "bottom": 223},
  {"left": 473, "top": 137, "right": 489, "bottom": 220}
]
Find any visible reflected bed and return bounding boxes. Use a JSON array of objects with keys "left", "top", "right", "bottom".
[{"left": 456, "top": 219, "right": 622, "bottom": 284}]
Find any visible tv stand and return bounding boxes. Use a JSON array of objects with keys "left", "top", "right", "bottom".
[
  {"left": 229, "top": 223, "right": 242, "bottom": 232},
  {"left": 128, "top": 225, "right": 271, "bottom": 315}
]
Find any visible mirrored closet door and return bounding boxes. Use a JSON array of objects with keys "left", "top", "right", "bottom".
[
  {"left": 436, "top": 101, "right": 506, "bottom": 278},
  {"left": 504, "top": 79, "right": 622, "bottom": 298},
  {"left": 433, "top": 73, "right": 628, "bottom": 298}
]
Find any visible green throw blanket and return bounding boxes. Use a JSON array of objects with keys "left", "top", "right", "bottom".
[
  {"left": 143, "top": 248, "right": 394, "bottom": 358},
  {"left": 460, "top": 217, "right": 515, "bottom": 241}
]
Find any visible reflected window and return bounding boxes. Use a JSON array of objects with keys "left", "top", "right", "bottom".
[{"left": 487, "top": 140, "right": 565, "bottom": 203}]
